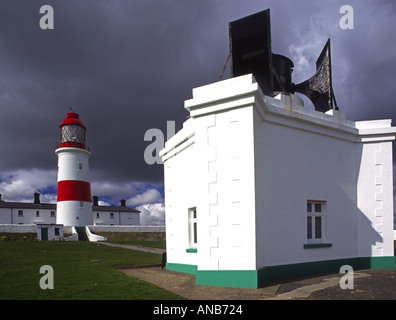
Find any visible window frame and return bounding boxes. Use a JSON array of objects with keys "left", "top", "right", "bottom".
[
  {"left": 306, "top": 200, "right": 326, "bottom": 244},
  {"left": 188, "top": 207, "right": 198, "bottom": 249}
]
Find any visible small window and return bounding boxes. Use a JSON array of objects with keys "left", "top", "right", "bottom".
[
  {"left": 77, "top": 162, "right": 83, "bottom": 170},
  {"left": 96, "top": 212, "right": 100, "bottom": 218},
  {"left": 50, "top": 211, "right": 55, "bottom": 217},
  {"left": 110, "top": 213, "right": 114, "bottom": 219},
  {"left": 188, "top": 207, "right": 198, "bottom": 247},
  {"left": 18, "top": 210, "right": 23, "bottom": 217},
  {"left": 36, "top": 211, "right": 40, "bottom": 217},
  {"left": 307, "top": 201, "right": 325, "bottom": 242},
  {"left": 55, "top": 228, "right": 60, "bottom": 236}
]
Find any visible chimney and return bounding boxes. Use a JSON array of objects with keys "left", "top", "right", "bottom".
[
  {"left": 120, "top": 199, "right": 126, "bottom": 207},
  {"left": 34, "top": 192, "right": 40, "bottom": 204},
  {"left": 93, "top": 196, "right": 99, "bottom": 206}
]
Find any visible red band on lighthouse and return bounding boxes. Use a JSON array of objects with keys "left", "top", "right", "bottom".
[{"left": 57, "top": 180, "right": 91, "bottom": 202}]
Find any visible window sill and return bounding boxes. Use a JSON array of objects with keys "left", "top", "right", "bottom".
[
  {"left": 304, "top": 243, "right": 332, "bottom": 249},
  {"left": 186, "top": 248, "right": 197, "bottom": 253}
]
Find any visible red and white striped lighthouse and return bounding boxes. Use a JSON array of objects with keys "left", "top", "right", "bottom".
[{"left": 55, "top": 111, "right": 92, "bottom": 226}]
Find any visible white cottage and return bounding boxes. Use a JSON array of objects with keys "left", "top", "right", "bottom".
[
  {"left": 0, "top": 193, "right": 140, "bottom": 227},
  {"left": 160, "top": 74, "right": 396, "bottom": 288},
  {"left": 36, "top": 224, "right": 64, "bottom": 241}
]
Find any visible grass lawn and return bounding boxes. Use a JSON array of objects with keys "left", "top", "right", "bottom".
[{"left": 0, "top": 241, "right": 183, "bottom": 300}]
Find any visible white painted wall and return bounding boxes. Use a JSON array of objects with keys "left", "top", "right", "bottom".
[
  {"left": 37, "top": 225, "right": 64, "bottom": 241},
  {"left": 163, "top": 128, "right": 199, "bottom": 268},
  {"left": 254, "top": 106, "right": 360, "bottom": 267},
  {"left": 0, "top": 206, "right": 140, "bottom": 226},
  {"left": 56, "top": 201, "right": 92, "bottom": 227},
  {"left": 93, "top": 211, "right": 140, "bottom": 226},
  {"left": 356, "top": 138, "right": 395, "bottom": 257},
  {"left": 0, "top": 208, "right": 56, "bottom": 225},
  {"left": 162, "top": 75, "right": 262, "bottom": 272},
  {"left": 162, "top": 74, "right": 396, "bottom": 274},
  {"left": 0, "top": 208, "right": 11, "bottom": 224},
  {"left": 56, "top": 147, "right": 91, "bottom": 182}
]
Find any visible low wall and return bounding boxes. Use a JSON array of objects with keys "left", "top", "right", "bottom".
[
  {"left": 86, "top": 227, "right": 107, "bottom": 242},
  {"left": 88, "top": 225, "right": 165, "bottom": 242},
  {"left": 0, "top": 224, "right": 165, "bottom": 233},
  {"left": 0, "top": 224, "right": 37, "bottom": 233},
  {"left": 88, "top": 225, "right": 165, "bottom": 233},
  {"left": 0, "top": 224, "right": 166, "bottom": 241}
]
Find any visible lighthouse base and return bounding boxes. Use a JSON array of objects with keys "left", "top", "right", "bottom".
[{"left": 56, "top": 201, "right": 93, "bottom": 227}]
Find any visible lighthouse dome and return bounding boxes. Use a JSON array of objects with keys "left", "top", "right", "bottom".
[{"left": 59, "top": 112, "right": 87, "bottom": 149}]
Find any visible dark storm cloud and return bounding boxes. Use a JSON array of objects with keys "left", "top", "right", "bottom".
[
  {"left": 334, "top": 1, "right": 396, "bottom": 122},
  {"left": 0, "top": 0, "right": 226, "bottom": 183},
  {"left": 0, "top": 0, "right": 395, "bottom": 189}
]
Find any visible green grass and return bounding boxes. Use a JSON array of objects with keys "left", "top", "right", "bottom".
[{"left": 0, "top": 241, "right": 183, "bottom": 300}]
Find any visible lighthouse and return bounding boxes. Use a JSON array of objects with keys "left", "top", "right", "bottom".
[{"left": 55, "top": 111, "right": 93, "bottom": 227}]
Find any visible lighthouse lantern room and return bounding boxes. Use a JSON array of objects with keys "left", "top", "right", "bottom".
[
  {"left": 55, "top": 112, "right": 93, "bottom": 227},
  {"left": 60, "top": 112, "right": 87, "bottom": 149}
]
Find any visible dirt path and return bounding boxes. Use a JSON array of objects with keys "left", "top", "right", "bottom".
[
  {"left": 119, "top": 266, "right": 396, "bottom": 300},
  {"left": 119, "top": 267, "right": 280, "bottom": 300},
  {"left": 101, "top": 242, "right": 396, "bottom": 300},
  {"left": 97, "top": 241, "right": 165, "bottom": 255}
]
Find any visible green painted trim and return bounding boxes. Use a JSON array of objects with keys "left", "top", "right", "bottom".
[
  {"left": 166, "top": 262, "right": 197, "bottom": 275},
  {"left": 365, "top": 256, "right": 396, "bottom": 269},
  {"left": 186, "top": 248, "right": 198, "bottom": 253},
  {"left": 196, "top": 270, "right": 259, "bottom": 289},
  {"left": 165, "top": 256, "right": 395, "bottom": 289},
  {"left": 259, "top": 256, "right": 396, "bottom": 286},
  {"left": 260, "top": 258, "right": 360, "bottom": 285},
  {"left": 304, "top": 243, "right": 332, "bottom": 249}
]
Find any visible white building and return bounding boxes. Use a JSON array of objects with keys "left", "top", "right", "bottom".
[
  {"left": 160, "top": 74, "right": 396, "bottom": 288},
  {"left": 0, "top": 193, "right": 140, "bottom": 226},
  {"left": 36, "top": 224, "right": 64, "bottom": 241},
  {"left": 92, "top": 196, "right": 140, "bottom": 226}
]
